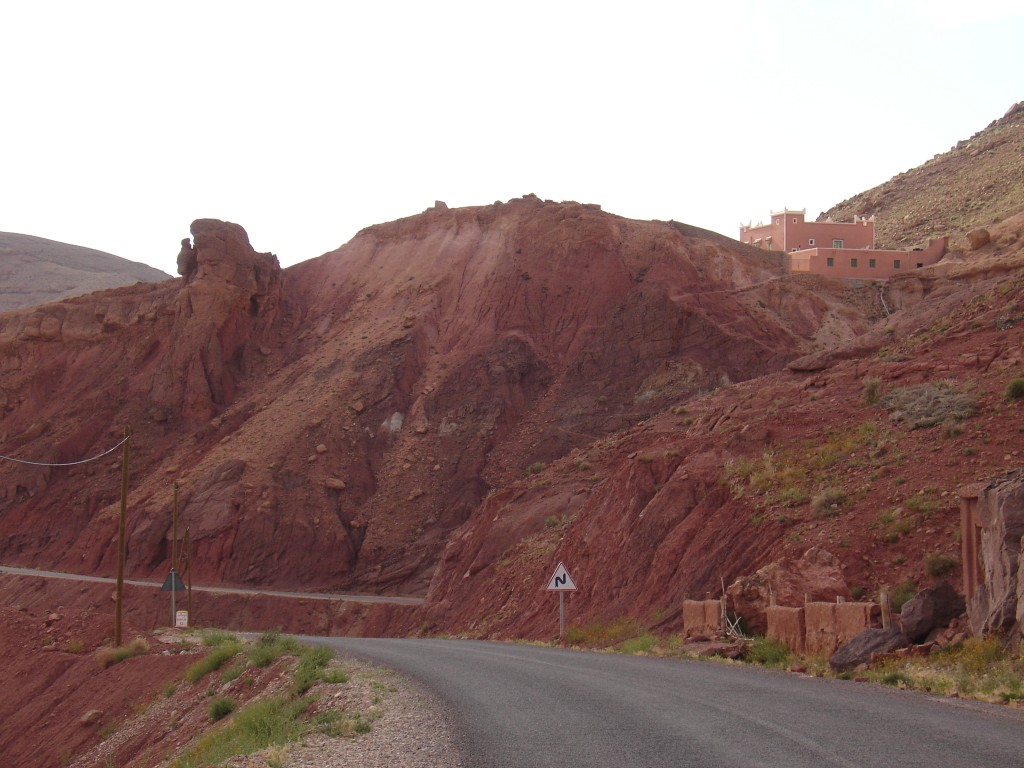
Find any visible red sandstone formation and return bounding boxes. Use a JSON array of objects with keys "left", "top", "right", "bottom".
[
  {"left": 0, "top": 198, "right": 1022, "bottom": 646},
  {"left": 0, "top": 198, "right": 875, "bottom": 604}
]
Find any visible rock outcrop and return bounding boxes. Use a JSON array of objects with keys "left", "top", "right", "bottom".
[
  {"left": 727, "top": 548, "right": 852, "bottom": 635},
  {"left": 829, "top": 627, "right": 908, "bottom": 672},
  {"left": 964, "top": 471, "right": 1024, "bottom": 639},
  {"left": 899, "top": 581, "right": 965, "bottom": 643}
]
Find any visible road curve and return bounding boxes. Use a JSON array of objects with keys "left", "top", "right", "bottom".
[
  {"left": 0, "top": 565, "right": 423, "bottom": 605},
  {"left": 314, "top": 638, "right": 1024, "bottom": 768}
]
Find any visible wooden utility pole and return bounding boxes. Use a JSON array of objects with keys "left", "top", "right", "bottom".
[
  {"left": 185, "top": 526, "right": 192, "bottom": 626},
  {"left": 172, "top": 482, "right": 179, "bottom": 570},
  {"left": 114, "top": 425, "right": 132, "bottom": 646}
]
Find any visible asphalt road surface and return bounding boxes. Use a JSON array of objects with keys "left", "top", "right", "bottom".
[{"left": 316, "top": 638, "right": 1024, "bottom": 768}]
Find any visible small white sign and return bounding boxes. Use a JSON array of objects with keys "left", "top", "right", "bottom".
[
  {"left": 546, "top": 562, "right": 577, "bottom": 591},
  {"left": 175, "top": 610, "right": 189, "bottom": 628}
]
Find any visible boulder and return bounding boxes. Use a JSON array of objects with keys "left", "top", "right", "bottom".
[
  {"left": 900, "top": 581, "right": 966, "bottom": 643},
  {"left": 727, "top": 547, "right": 852, "bottom": 635},
  {"left": 966, "top": 228, "right": 991, "bottom": 250},
  {"left": 80, "top": 709, "right": 103, "bottom": 727},
  {"left": 829, "top": 627, "right": 908, "bottom": 672}
]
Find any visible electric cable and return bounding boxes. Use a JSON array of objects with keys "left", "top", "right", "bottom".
[{"left": 0, "top": 434, "right": 131, "bottom": 467}]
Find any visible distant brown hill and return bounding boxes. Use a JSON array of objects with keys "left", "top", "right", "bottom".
[
  {"left": 0, "top": 232, "right": 171, "bottom": 312},
  {"left": 821, "top": 101, "right": 1024, "bottom": 249}
]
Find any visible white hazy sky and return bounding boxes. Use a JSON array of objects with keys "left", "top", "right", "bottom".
[{"left": 2, "top": 1, "right": 1022, "bottom": 276}]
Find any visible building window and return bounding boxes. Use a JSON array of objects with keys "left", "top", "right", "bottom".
[
  {"left": 869, "top": 259, "right": 876, "bottom": 268},
  {"left": 793, "top": 218, "right": 798, "bottom": 223},
  {"left": 775, "top": 219, "right": 781, "bottom": 225},
  {"left": 808, "top": 238, "right": 815, "bottom": 246},
  {"left": 851, "top": 258, "right": 858, "bottom": 268},
  {"left": 894, "top": 259, "right": 901, "bottom": 269},
  {"left": 826, "top": 257, "right": 834, "bottom": 267},
  {"left": 833, "top": 239, "right": 844, "bottom": 248},
  {"left": 917, "top": 263, "right": 923, "bottom": 268}
]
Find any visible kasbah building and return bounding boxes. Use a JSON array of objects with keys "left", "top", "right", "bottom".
[{"left": 738, "top": 209, "right": 947, "bottom": 279}]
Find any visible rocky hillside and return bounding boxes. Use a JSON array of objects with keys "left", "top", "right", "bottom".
[
  {"left": 424, "top": 211, "right": 1024, "bottom": 638},
  {"left": 820, "top": 101, "right": 1024, "bottom": 249},
  {"left": 0, "top": 232, "right": 171, "bottom": 313},
  {"left": 0, "top": 197, "right": 876, "bottom": 603}
]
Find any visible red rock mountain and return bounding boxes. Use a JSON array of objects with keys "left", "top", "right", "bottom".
[
  {"left": 0, "top": 198, "right": 874, "bottom": 602},
  {"left": 0, "top": 232, "right": 172, "bottom": 312}
]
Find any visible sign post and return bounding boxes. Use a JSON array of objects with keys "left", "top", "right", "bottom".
[
  {"left": 546, "top": 562, "right": 577, "bottom": 640},
  {"left": 161, "top": 568, "right": 186, "bottom": 628}
]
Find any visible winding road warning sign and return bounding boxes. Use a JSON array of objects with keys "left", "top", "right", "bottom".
[{"left": 546, "top": 562, "right": 577, "bottom": 591}]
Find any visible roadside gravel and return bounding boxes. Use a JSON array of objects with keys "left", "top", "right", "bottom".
[{"left": 231, "top": 656, "right": 464, "bottom": 768}]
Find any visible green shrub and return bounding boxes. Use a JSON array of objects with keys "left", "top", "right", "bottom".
[
  {"left": 617, "top": 635, "right": 657, "bottom": 654},
  {"left": 1006, "top": 378, "right": 1024, "bottom": 401},
  {"left": 889, "top": 579, "right": 918, "bottom": 612},
  {"left": 292, "top": 646, "right": 334, "bottom": 696},
  {"left": 745, "top": 636, "right": 791, "bottom": 667},
  {"left": 175, "top": 697, "right": 310, "bottom": 767},
  {"left": 315, "top": 710, "right": 372, "bottom": 738},
  {"left": 221, "top": 663, "right": 246, "bottom": 683},
  {"left": 96, "top": 637, "right": 150, "bottom": 668},
  {"left": 186, "top": 644, "right": 242, "bottom": 683},
  {"left": 527, "top": 462, "right": 546, "bottom": 475},
  {"left": 863, "top": 378, "right": 881, "bottom": 405},
  {"left": 924, "top": 552, "right": 958, "bottom": 579},
  {"left": 248, "top": 633, "right": 302, "bottom": 668},
  {"left": 319, "top": 668, "right": 350, "bottom": 685},
  {"left": 202, "top": 629, "right": 240, "bottom": 647},
  {"left": 777, "top": 486, "right": 809, "bottom": 506},
  {"left": 209, "top": 696, "right": 236, "bottom": 722}
]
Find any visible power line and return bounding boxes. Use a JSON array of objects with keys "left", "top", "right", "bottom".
[{"left": 0, "top": 434, "right": 131, "bottom": 467}]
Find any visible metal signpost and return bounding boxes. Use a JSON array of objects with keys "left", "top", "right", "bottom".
[
  {"left": 161, "top": 568, "right": 186, "bottom": 627},
  {"left": 546, "top": 562, "right": 577, "bottom": 640}
]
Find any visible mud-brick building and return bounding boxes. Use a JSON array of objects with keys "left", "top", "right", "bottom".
[
  {"left": 739, "top": 208, "right": 875, "bottom": 253},
  {"left": 738, "top": 208, "right": 947, "bottom": 279}
]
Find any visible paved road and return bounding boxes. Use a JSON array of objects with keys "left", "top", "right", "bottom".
[
  {"left": 316, "top": 638, "right": 1024, "bottom": 768},
  {"left": 0, "top": 565, "right": 423, "bottom": 605}
]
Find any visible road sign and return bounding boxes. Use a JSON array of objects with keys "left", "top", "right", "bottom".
[
  {"left": 175, "top": 610, "right": 189, "bottom": 628},
  {"left": 546, "top": 562, "right": 577, "bottom": 591},
  {"left": 161, "top": 569, "right": 185, "bottom": 591}
]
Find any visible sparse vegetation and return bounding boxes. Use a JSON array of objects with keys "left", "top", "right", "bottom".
[
  {"left": 889, "top": 579, "right": 918, "bottom": 612},
  {"left": 202, "top": 629, "right": 240, "bottom": 647},
  {"left": 811, "top": 487, "right": 847, "bottom": 517},
  {"left": 904, "top": 491, "right": 940, "bottom": 516},
  {"left": 617, "top": 634, "right": 657, "bottom": 654},
  {"left": 862, "top": 637, "right": 1022, "bottom": 703},
  {"left": 209, "top": 696, "right": 236, "bottom": 722},
  {"left": 186, "top": 643, "right": 243, "bottom": 683},
  {"left": 744, "top": 636, "right": 791, "bottom": 667},
  {"left": 96, "top": 637, "right": 150, "bottom": 668},
  {"left": 527, "top": 462, "right": 546, "bottom": 475},
  {"left": 924, "top": 552, "right": 959, "bottom": 579},
  {"left": 174, "top": 696, "right": 311, "bottom": 768},
  {"left": 292, "top": 646, "right": 333, "bottom": 696},
  {"left": 1006, "top": 377, "right": 1024, "bottom": 401},
  {"left": 863, "top": 378, "right": 881, "bottom": 405},
  {"left": 564, "top": 617, "right": 640, "bottom": 646},
  {"left": 248, "top": 632, "right": 302, "bottom": 669},
  {"left": 880, "top": 381, "right": 978, "bottom": 429}
]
